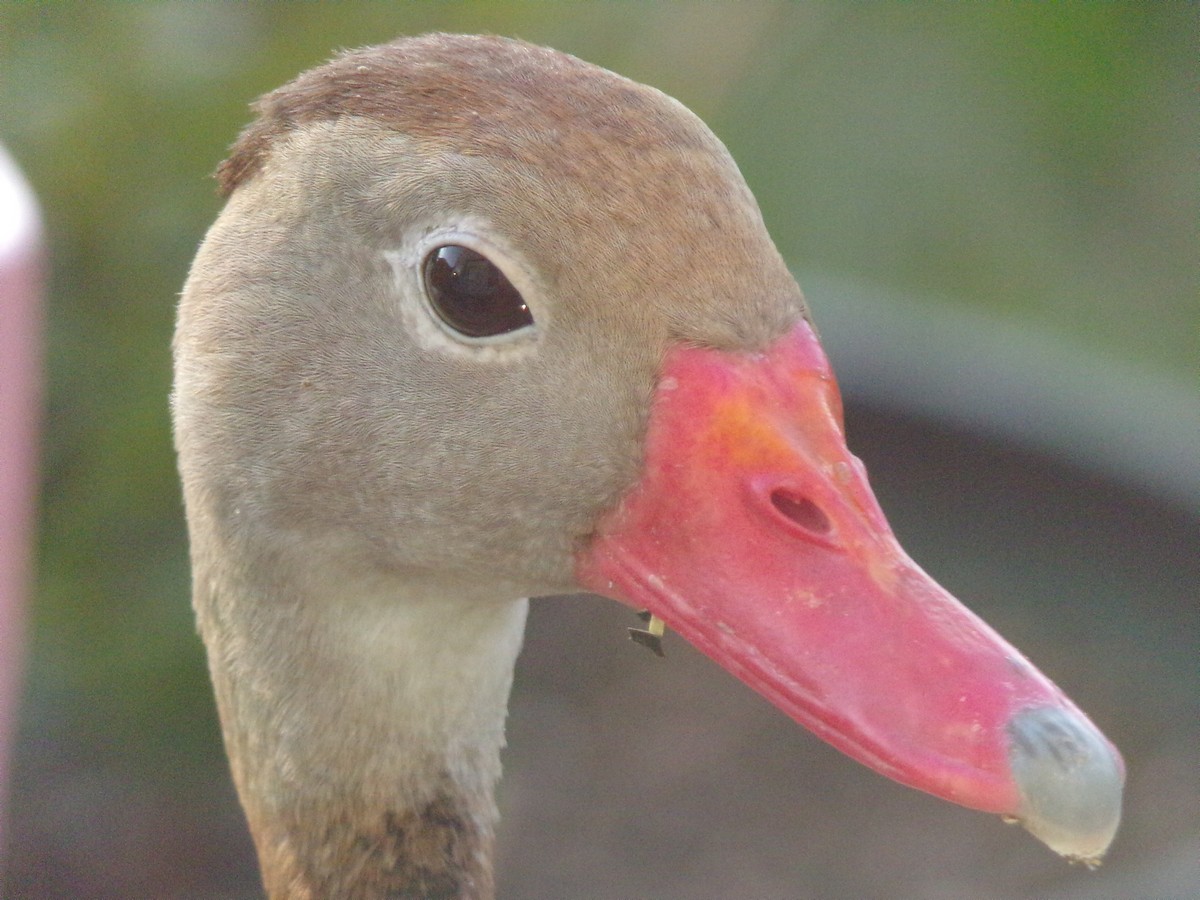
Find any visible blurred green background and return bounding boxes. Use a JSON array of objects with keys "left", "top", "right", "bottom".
[{"left": 1, "top": 3, "right": 1196, "bottom": 898}]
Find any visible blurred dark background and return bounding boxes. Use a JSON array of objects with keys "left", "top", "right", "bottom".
[{"left": 1, "top": 3, "right": 1196, "bottom": 898}]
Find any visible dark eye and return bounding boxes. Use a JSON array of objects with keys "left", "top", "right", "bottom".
[{"left": 422, "top": 245, "right": 534, "bottom": 338}]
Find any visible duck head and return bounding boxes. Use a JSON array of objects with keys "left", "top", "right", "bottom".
[{"left": 174, "top": 34, "right": 1122, "bottom": 882}]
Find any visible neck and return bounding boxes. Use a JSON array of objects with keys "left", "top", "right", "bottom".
[{"left": 194, "top": 554, "right": 528, "bottom": 899}]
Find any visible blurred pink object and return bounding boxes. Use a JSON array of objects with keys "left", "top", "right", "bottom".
[{"left": 0, "top": 143, "right": 43, "bottom": 857}]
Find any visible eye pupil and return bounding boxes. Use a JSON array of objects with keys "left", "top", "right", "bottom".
[{"left": 422, "top": 245, "right": 534, "bottom": 338}]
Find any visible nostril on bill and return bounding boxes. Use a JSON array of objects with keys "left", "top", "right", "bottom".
[
  {"left": 770, "top": 489, "right": 831, "bottom": 537},
  {"left": 1008, "top": 706, "right": 1124, "bottom": 865}
]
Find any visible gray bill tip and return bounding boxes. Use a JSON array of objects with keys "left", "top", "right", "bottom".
[{"left": 1008, "top": 706, "right": 1124, "bottom": 865}]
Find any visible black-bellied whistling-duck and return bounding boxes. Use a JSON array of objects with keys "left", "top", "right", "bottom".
[{"left": 172, "top": 34, "right": 1123, "bottom": 899}]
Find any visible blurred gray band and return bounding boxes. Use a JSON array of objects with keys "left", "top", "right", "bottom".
[{"left": 803, "top": 272, "right": 1200, "bottom": 516}]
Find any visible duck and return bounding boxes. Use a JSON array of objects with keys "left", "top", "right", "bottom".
[{"left": 172, "top": 34, "right": 1123, "bottom": 899}]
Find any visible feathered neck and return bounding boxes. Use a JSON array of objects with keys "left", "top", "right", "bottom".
[{"left": 193, "top": 553, "right": 528, "bottom": 899}]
